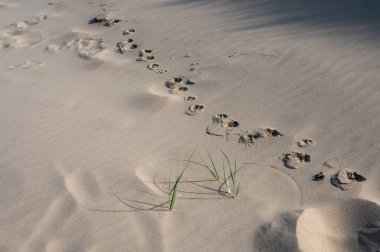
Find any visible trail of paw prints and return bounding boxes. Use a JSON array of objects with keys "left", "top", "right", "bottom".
[
  {"left": 114, "top": 15, "right": 319, "bottom": 187},
  {"left": 116, "top": 26, "right": 168, "bottom": 74},
  {"left": 161, "top": 74, "right": 206, "bottom": 116}
]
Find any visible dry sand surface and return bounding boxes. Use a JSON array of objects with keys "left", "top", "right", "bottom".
[{"left": 1, "top": 0, "right": 380, "bottom": 251}]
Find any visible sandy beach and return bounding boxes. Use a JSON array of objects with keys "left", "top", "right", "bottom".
[{"left": 1, "top": 0, "right": 380, "bottom": 251}]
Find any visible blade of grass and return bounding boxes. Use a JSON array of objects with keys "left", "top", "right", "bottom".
[
  {"left": 219, "top": 156, "right": 231, "bottom": 194},
  {"left": 206, "top": 149, "right": 220, "bottom": 181},
  {"left": 170, "top": 147, "right": 196, "bottom": 194},
  {"left": 221, "top": 150, "right": 234, "bottom": 185},
  {"left": 195, "top": 148, "right": 219, "bottom": 181},
  {"left": 169, "top": 178, "right": 178, "bottom": 210},
  {"left": 186, "top": 160, "right": 218, "bottom": 180},
  {"left": 168, "top": 168, "right": 172, "bottom": 202},
  {"left": 168, "top": 147, "right": 196, "bottom": 210},
  {"left": 235, "top": 168, "right": 246, "bottom": 198},
  {"left": 233, "top": 154, "right": 238, "bottom": 195}
]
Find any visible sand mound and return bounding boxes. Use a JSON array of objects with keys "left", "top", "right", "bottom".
[
  {"left": 296, "top": 199, "right": 380, "bottom": 252},
  {"left": 255, "top": 211, "right": 302, "bottom": 252}
]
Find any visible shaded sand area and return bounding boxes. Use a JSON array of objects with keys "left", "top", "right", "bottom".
[{"left": 0, "top": 0, "right": 380, "bottom": 251}]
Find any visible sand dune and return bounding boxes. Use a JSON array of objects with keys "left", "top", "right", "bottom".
[
  {"left": 297, "top": 199, "right": 380, "bottom": 252},
  {"left": 0, "top": 0, "right": 380, "bottom": 251}
]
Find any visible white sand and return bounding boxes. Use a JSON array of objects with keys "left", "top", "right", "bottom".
[{"left": 1, "top": 0, "right": 380, "bottom": 251}]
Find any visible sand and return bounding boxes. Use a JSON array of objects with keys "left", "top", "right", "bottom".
[{"left": 0, "top": 0, "right": 380, "bottom": 251}]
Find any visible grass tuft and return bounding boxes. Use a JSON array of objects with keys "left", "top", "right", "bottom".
[
  {"left": 190, "top": 148, "right": 246, "bottom": 198},
  {"left": 219, "top": 150, "right": 246, "bottom": 198}
]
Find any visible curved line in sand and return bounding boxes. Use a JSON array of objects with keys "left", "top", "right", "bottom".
[{"left": 245, "top": 162, "right": 303, "bottom": 204}]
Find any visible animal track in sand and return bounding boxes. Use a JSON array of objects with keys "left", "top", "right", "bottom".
[
  {"left": 168, "top": 76, "right": 182, "bottom": 85},
  {"left": 213, "top": 114, "right": 240, "bottom": 128},
  {"left": 165, "top": 77, "right": 182, "bottom": 88},
  {"left": 147, "top": 63, "right": 166, "bottom": 74},
  {"left": 239, "top": 131, "right": 263, "bottom": 146},
  {"left": 157, "top": 69, "right": 167, "bottom": 74},
  {"left": 169, "top": 86, "right": 188, "bottom": 94},
  {"left": 184, "top": 96, "right": 197, "bottom": 101},
  {"left": 147, "top": 63, "right": 159, "bottom": 70},
  {"left": 116, "top": 38, "right": 137, "bottom": 53},
  {"left": 165, "top": 77, "right": 189, "bottom": 94},
  {"left": 63, "top": 37, "right": 106, "bottom": 59},
  {"left": 123, "top": 29, "right": 135, "bottom": 36},
  {"left": 185, "top": 79, "right": 195, "bottom": 85},
  {"left": 8, "top": 60, "right": 43, "bottom": 70},
  {"left": 312, "top": 172, "right": 325, "bottom": 181},
  {"left": 138, "top": 49, "right": 154, "bottom": 61},
  {"left": 239, "top": 127, "right": 283, "bottom": 146},
  {"left": 282, "top": 151, "right": 311, "bottom": 169},
  {"left": 206, "top": 114, "right": 240, "bottom": 136},
  {"left": 185, "top": 104, "right": 205, "bottom": 115},
  {"left": 297, "top": 139, "right": 314, "bottom": 147},
  {"left": 146, "top": 63, "right": 168, "bottom": 74},
  {"left": 331, "top": 169, "right": 366, "bottom": 190},
  {"left": 90, "top": 12, "right": 121, "bottom": 26}
]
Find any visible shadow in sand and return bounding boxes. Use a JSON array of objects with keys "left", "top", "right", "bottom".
[
  {"left": 83, "top": 190, "right": 170, "bottom": 213},
  {"left": 157, "top": 0, "right": 380, "bottom": 39},
  {"left": 254, "top": 210, "right": 303, "bottom": 252}
]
